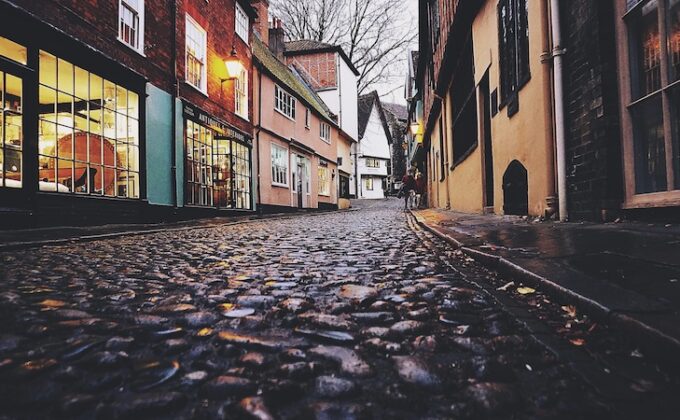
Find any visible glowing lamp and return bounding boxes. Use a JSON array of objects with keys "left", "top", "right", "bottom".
[{"left": 224, "top": 46, "right": 243, "bottom": 80}]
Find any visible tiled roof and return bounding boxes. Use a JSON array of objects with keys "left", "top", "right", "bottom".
[
  {"left": 383, "top": 102, "right": 408, "bottom": 121},
  {"left": 284, "top": 39, "right": 335, "bottom": 52},
  {"left": 252, "top": 35, "right": 335, "bottom": 123}
]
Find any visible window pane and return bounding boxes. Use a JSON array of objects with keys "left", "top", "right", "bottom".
[
  {"left": 631, "top": 1, "right": 661, "bottom": 98},
  {"left": 633, "top": 96, "right": 667, "bottom": 193},
  {"left": 128, "top": 91, "right": 139, "bottom": 119},
  {"left": 75, "top": 67, "right": 89, "bottom": 100},
  {"left": 39, "top": 51, "right": 57, "bottom": 88},
  {"left": 58, "top": 58, "right": 74, "bottom": 95},
  {"left": 0, "top": 36, "right": 27, "bottom": 65}
]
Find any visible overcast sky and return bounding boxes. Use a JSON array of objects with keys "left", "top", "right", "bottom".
[{"left": 373, "top": 0, "right": 418, "bottom": 106}]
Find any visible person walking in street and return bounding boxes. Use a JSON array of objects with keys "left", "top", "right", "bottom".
[
  {"left": 402, "top": 170, "right": 417, "bottom": 210},
  {"left": 415, "top": 172, "right": 426, "bottom": 209}
]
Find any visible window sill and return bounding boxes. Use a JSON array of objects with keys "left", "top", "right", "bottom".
[
  {"left": 318, "top": 193, "right": 331, "bottom": 197},
  {"left": 235, "top": 112, "right": 250, "bottom": 122},
  {"left": 272, "top": 182, "right": 289, "bottom": 189},
  {"left": 274, "top": 108, "right": 296, "bottom": 121},
  {"left": 185, "top": 81, "right": 208, "bottom": 97},
  {"left": 117, "top": 38, "right": 146, "bottom": 57},
  {"left": 320, "top": 138, "right": 331, "bottom": 144}
]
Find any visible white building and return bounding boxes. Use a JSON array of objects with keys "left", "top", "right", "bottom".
[
  {"left": 283, "top": 41, "right": 359, "bottom": 197},
  {"left": 357, "top": 91, "right": 392, "bottom": 199}
]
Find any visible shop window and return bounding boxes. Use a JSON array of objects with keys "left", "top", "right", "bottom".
[
  {"left": 37, "top": 51, "right": 140, "bottom": 197},
  {"left": 498, "top": 0, "right": 529, "bottom": 106},
  {"left": 235, "top": 2, "right": 249, "bottom": 44},
  {"left": 214, "top": 136, "right": 251, "bottom": 209},
  {"left": 0, "top": 71, "right": 23, "bottom": 188},
  {"left": 185, "top": 120, "right": 213, "bottom": 206},
  {"left": 365, "top": 177, "right": 373, "bottom": 190},
  {"left": 274, "top": 85, "right": 296, "bottom": 119},
  {"left": 119, "top": 0, "right": 144, "bottom": 53},
  {"left": 186, "top": 15, "right": 207, "bottom": 93},
  {"left": 235, "top": 68, "right": 248, "bottom": 119},
  {"left": 320, "top": 122, "right": 331, "bottom": 142},
  {"left": 0, "top": 36, "right": 27, "bottom": 65},
  {"left": 624, "top": 0, "right": 680, "bottom": 193},
  {"left": 318, "top": 165, "right": 330, "bottom": 196},
  {"left": 271, "top": 143, "right": 288, "bottom": 186}
]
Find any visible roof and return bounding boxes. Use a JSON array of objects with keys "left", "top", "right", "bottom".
[
  {"left": 284, "top": 40, "right": 360, "bottom": 76},
  {"left": 358, "top": 91, "right": 392, "bottom": 144},
  {"left": 382, "top": 102, "right": 408, "bottom": 122},
  {"left": 252, "top": 35, "right": 336, "bottom": 124}
]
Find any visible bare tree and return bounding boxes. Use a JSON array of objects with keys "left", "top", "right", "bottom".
[{"left": 270, "top": 0, "right": 416, "bottom": 94}]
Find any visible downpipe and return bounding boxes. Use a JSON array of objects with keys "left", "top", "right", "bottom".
[{"left": 549, "top": 0, "right": 569, "bottom": 222}]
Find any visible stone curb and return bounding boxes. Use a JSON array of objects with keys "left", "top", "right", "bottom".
[
  {"left": 0, "top": 208, "right": 359, "bottom": 252},
  {"left": 410, "top": 209, "right": 680, "bottom": 366}
]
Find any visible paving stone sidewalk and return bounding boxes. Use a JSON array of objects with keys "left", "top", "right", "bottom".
[{"left": 412, "top": 208, "right": 680, "bottom": 360}]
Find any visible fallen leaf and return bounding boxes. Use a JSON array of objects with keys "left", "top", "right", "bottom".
[
  {"left": 516, "top": 287, "right": 536, "bottom": 295},
  {"left": 525, "top": 364, "right": 533, "bottom": 371},
  {"left": 497, "top": 281, "right": 515, "bottom": 291},
  {"left": 630, "top": 349, "right": 644, "bottom": 358},
  {"left": 587, "top": 323, "right": 598, "bottom": 333},
  {"left": 569, "top": 338, "right": 585, "bottom": 346},
  {"left": 561, "top": 305, "right": 577, "bottom": 318}
]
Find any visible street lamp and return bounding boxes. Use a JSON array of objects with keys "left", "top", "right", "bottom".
[{"left": 223, "top": 46, "right": 243, "bottom": 81}]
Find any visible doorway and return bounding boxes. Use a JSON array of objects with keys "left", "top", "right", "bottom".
[{"left": 502, "top": 160, "right": 528, "bottom": 215}]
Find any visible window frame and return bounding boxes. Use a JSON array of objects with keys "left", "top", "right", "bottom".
[
  {"left": 365, "top": 158, "right": 380, "bottom": 168},
  {"left": 305, "top": 108, "right": 310, "bottom": 128},
  {"left": 497, "top": 0, "right": 530, "bottom": 112},
  {"left": 235, "top": 2, "right": 249, "bottom": 44},
  {"left": 320, "top": 122, "right": 331, "bottom": 143},
  {"left": 235, "top": 68, "right": 248, "bottom": 120},
  {"left": 118, "top": 0, "right": 145, "bottom": 54},
  {"left": 365, "top": 177, "right": 374, "bottom": 191},
  {"left": 185, "top": 14, "right": 208, "bottom": 94},
  {"left": 274, "top": 85, "right": 296, "bottom": 120},
  {"left": 271, "top": 143, "right": 289, "bottom": 187}
]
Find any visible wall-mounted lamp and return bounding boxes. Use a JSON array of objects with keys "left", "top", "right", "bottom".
[
  {"left": 409, "top": 122, "right": 420, "bottom": 136},
  {"left": 222, "top": 46, "right": 243, "bottom": 83}
]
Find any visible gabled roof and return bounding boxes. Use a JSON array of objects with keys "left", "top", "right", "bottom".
[
  {"left": 284, "top": 40, "right": 360, "bottom": 76},
  {"left": 358, "top": 91, "right": 392, "bottom": 144},
  {"left": 252, "top": 35, "right": 336, "bottom": 124}
]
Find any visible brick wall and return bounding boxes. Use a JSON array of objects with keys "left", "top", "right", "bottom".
[
  {"left": 178, "top": 0, "right": 253, "bottom": 135},
  {"left": 562, "top": 0, "right": 623, "bottom": 221},
  {"left": 12, "top": 0, "right": 175, "bottom": 92},
  {"left": 287, "top": 52, "right": 337, "bottom": 90}
]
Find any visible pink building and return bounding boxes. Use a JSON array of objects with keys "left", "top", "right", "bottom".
[{"left": 252, "top": 20, "right": 339, "bottom": 212}]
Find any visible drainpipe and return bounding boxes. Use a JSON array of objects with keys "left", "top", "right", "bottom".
[
  {"left": 256, "top": 67, "right": 263, "bottom": 215},
  {"left": 549, "top": 0, "right": 568, "bottom": 221},
  {"left": 170, "top": 0, "right": 178, "bottom": 210}
]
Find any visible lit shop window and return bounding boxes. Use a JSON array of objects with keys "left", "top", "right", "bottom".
[
  {"left": 37, "top": 51, "right": 140, "bottom": 197},
  {"left": 318, "top": 166, "right": 330, "bottom": 196},
  {"left": 185, "top": 120, "right": 214, "bottom": 206},
  {"left": 119, "top": 0, "right": 145, "bottom": 52},
  {"left": 365, "top": 177, "right": 373, "bottom": 190},
  {"left": 186, "top": 15, "right": 207, "bottom": 93},
  {"left": 0, "top": 35, "right": 27, "bottom": 65},
  {"left": 0, "top": 36, "right": 26, "bottom": 189}
]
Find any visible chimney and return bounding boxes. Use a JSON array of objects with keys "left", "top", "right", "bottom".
[
  {"left": 269, "top": 18, "right": 285, "bottom": 60},
  {"left": 251, "top": 0, "right": 269, "bottom": 45}
]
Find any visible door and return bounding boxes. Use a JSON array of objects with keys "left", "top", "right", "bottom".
[
  {"left": 296, "top": 160, "right": 303, "bottom": 208},
  {"left": 480, "top": 73, "right": 495, "bottom": 210}
]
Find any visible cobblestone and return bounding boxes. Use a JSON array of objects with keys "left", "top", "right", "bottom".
[{"left": 0, "top": 200, "right": 679, "bottom": 418}]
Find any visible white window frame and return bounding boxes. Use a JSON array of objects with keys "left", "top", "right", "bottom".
[
  {"left": 366, "top": 158, "right": 380, "bottom": 168},
  {"left": 365, "top": 177, "right": 374, "bottom": 191},
  {"left": 185, "top": 14, "right": 208, "bottom": 94},
  {"left": 118, "top": 0, "right": 145, "bottom": 54},
  {"left": 320, "top": 122, "right": 331, "bottom": 143},
  {"left": 235, "top": 2, "right": 249, "bottom": 44},
  {"left": 318, "top": 166, "right": 331, "bottom": 196},
  {"left": 235, "top": 68, "right": 248, "bottom": 119},
  {"left": 274, "top": 85, "right": 296, "bottom": 120},
  {"left": 305, "top": 108, "right": 310, "bottom": 129},
  {"left": 271, "top": 144, "right": 289, "bottom": 187}
]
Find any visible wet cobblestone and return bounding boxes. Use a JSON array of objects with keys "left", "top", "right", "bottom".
[{"left": 0, "top": 200, "right": 679, "bottom": 419}]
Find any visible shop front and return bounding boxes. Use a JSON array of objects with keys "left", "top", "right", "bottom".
[
  {"left": 0, "top": 24, "right": 146, "bottom": 227},
  {"left": 182, "top": 102, "right": 253, "bottom": 212}
]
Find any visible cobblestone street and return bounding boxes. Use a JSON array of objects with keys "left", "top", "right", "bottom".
[{"left": 1, "top": 200, "right": 679, "bottom": 419}]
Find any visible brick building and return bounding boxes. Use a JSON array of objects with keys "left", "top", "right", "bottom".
[{"left": 0, "top": 0, "right": 256, "bottom": 228}]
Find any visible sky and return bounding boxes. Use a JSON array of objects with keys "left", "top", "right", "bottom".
[{"left": 373, "top": 0, "right": 418, "bottom": 106}]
